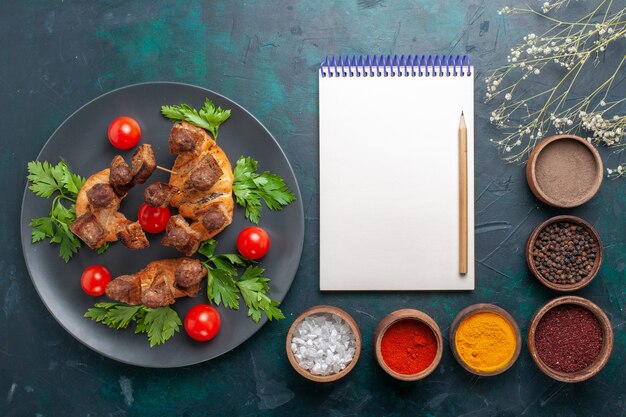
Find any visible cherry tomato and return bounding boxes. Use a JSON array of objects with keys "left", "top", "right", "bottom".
[
  {"left": 108, "top": 116, "right": 141, "bottom": 149},
  {"left": 185, "top": 304, "right": 221, "bottom": 342},
  {"left": 138, "top": 203, "right": 171, "bottom": 233},
  {"left": 81, "top": 265, "right": 111, "bottom": 296},
  {"left": 236, "top": 226, "right": 270, "bottom": 260}
]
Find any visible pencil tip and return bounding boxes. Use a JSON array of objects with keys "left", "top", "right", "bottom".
[{"left": 461, "top": 111, "right": 464, "bottom": 116}]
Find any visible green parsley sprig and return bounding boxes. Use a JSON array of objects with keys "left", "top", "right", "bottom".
[
  {"left": 27, "top": 160, "right": 85, "bottom": 262},
  {"left": 161, "top": 98, "right": 231, "bottom": 139},
  {"left": 84, "top": 302, "right": 182, "bottom": 347},
  {"left": 199, "top": 240, "right": 284, "bottom": 323},
  {"left": 233, "top": 156, "right": 296, "bottom": 224}
]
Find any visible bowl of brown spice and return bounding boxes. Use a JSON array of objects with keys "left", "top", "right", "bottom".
[
  {"left": 526, "top": 215, "right": 603, "bottom": 291},
  {"left": 527, "top": 296, "right": 613, "bottom": 383},
  {"left": 526, "top": 134, "right": 603, "bottom": 208}
]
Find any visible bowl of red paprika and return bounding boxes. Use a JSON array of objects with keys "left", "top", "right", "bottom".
[{"left": 373, "top": 309, "right": 443, "bottom": 381}]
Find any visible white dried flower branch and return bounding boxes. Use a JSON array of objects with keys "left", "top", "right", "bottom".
[{"left": 488, "top": 0, "right": 626, "bottom": 177}]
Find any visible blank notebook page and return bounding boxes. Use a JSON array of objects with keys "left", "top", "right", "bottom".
[{"left": 319, "top": 59, "right": 474, "bottom": 290}]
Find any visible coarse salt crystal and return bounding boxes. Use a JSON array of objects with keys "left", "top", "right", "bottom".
[{"left": 291, "top": 313, "right": 357, "bottom": 376}]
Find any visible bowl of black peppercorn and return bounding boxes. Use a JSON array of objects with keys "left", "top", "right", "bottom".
[{"left": 526, "top": 215, "right": 603, "bottom": 292}]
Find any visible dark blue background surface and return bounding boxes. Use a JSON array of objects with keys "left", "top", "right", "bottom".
[{"left": 1, "top": 1, "right": 624, "bottom": 416}]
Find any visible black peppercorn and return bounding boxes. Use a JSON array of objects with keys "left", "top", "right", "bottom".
[{"left": 532, "top": 222, "right": 598, "bottom": 285}]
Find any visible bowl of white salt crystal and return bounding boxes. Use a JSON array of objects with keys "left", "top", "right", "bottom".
[{"left": 286, "top": 305, "right": 362, "bottom": 382}]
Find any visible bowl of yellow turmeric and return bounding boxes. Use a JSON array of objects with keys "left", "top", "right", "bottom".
[{"left": 449, "top": 304, "right": 522, "bottom": 376}]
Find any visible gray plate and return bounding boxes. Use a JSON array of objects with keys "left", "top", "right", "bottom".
[{"left": 20, "top": 82, "right": 304, "bottom": 368}]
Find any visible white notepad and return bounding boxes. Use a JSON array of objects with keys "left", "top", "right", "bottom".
[{"left": 319, "top": 55, "right": 475, "bottom": 290}]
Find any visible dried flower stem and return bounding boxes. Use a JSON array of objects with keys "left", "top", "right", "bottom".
[{"left": 488, "top": 0, "right": 626, "bottom": 178}]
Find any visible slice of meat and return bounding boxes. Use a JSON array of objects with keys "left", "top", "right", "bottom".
[
  {"left": 105, "top": 275, "right": 141, "bottom": 305},
  {"left": 187, "top": 154, "right": 223, "bottom": 191},
  {"left": 109, "top": 155, "right": 133, "bottom": 196},
  {"left": 116, "top": 222, "right": 149, "bottom": 250},
  {"left": 141, "top": 273, "right": 175, "bottom": 309},
  {"left": 161, "top": 215, "right": 201, "bottom": 256},
  {"left": 131, "top": 144, "right": 156, "bottom": 185},
  {"left": 70, "top": 212, "right": 105, "bottom": 249},
  {"left": 174, "top": 259, "right": 207, "bottom": 288},
  {"left": 144, "top": 182, "right": 178, "bottom": 207},
  {"left": 200, "top": 205, "right": 227, "bottom": 232},
  {"left": 188, "top": 201, "right": 232, "bottom": 241},
  {"left": 166, "top": 121, "right": 234, "bottom": 252},
  {"left": 105, "top": 258, "right": 204, "bottom": 308},
  {"left": 86, "top": 183, "right": 116, "bottom": 209},
  {"left": 169, "top": 122, "right": 210, "bottom": 154},
  {"left": 73, "top": 151, "right": 152, "bottom": 250}
]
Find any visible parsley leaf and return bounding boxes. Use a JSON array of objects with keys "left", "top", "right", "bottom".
[
  {"left": 27, "top": 161, "right": 65, "bottom": 198},
  {"left": 27, "top": 160, "right": 85, "bottom": 262},
  {"left": 198, "top": 240, "right": 284, "bottom": 323},
  {"left": 85, "top": 303, "right": 181, "bottom": 347},
  {"left": 236, "top": 266, "right": 285, "bottom": 323},
  {"left": 30, "top": 217, "right": 54, "bottom": 242},
  {"left": 136, "top": 307, "right": 182, "bottom": 347},
  {"left": 207, "top": 268, "right": 240, "bottom": 309},
  {"left": 85, "top": 302, "right": 144, "bottom": 329},
  {"left": 233, "top": 156, "right": 296, "bottom": 224},
  {"left": 161, "top": 98, "right": 231, "bottom": 139},
  {"left": 96, "top": 242, "right": 110, "bottom": 255},
  {"left": 60, "top": 161, "right": 85, "bottom": 195}
]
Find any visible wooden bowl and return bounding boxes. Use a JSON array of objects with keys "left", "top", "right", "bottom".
[
  {"left": 526, "top": 134, "right": 603, "bottom": 208},
  {"left": 449, "top": 304, "right": 522, "bottom": 376},
  {"left": 285, "top": 305, "right": 361, "bottom": 383},
  {"left": 526, "top": 215, "right": 603, "bottom": 292},
  {"left": 373, "top": 309, "right": 443, "bottom": 381},
  {"left": 527, "top": 296, "right": 613, "bottom": 383}
]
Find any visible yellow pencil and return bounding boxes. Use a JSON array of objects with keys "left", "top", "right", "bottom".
[{"left": 459, "top": 112, "right": 468, "bottom": 275}]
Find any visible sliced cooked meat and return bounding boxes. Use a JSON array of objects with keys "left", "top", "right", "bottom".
[
  {"left": 175, "top": 259, "right": 207, "bottom": 288},
  {"left": 166, "top": 122, "right": 234, "bottom": 252},
  {"left": 74, "top": 147, "right": 155, "bottom": 251},
  {"left": 141, "top": 273, "right": 174, "bottom": 309},
  {"left": 86, "top": 183, "right": 116, "bottom": 209},
  {"left": 166, "top": 228, "right": 189, "bottom": 246},
  {"left": 188, "top": 154, "right": 222, "bottom": 191},
  {"left": 117, "top": 222, "right": 149, "bottom": 250},
  {"left": 105, "top": 275, "right": 141, "bottom": 305},
  {"left": 201, "top": 207, "right": 227, "bottom": 231},
  {"left": 70, "top": 212, "right": 105, "bottom": 249},
  {"left": 109, "top": 155, "right": 133, "bottom": 196},
  {"left": 144, "top": 182, "right": 178, "bottom": 207},
  {"left": 161, "top": 215, "right": 201, "bottom": 256},
  {"left": 131, "top": 144, "right": 156, "bottom": 185},
  {"left": 105, "top": 258, "right": 203, "bottom": 308},
  {"left": 169, "top": 122, "right": 204, "bottom": 154}
]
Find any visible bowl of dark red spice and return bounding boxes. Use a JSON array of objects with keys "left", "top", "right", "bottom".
[
  {"left": 526, "top": 134, "right": 603, "bottom": 208},
  {"left": 373, "top": 309, "right": 443, "bottom": 381},
  {"left": 286, "top": 305, "right": 362, "bottom": 383},
  {"left": 526, "top": 215, "right": 603, "bottom": 291},
  {"left": 528, "top": 296, "right": 613, "bottom": 383},
  {"left": 449, "top": 304, "right": 521, "bottom": 376}
]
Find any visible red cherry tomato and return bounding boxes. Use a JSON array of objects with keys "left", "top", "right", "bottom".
[
  {"left": 236, "top": 226, "right": 270, "bottom": 260},
  {"left": 81, "top": 265, "right": 111, "bottom": 296},
  {"left": 108, "top": 116, "right": 141, "bottom": 149},
  {"left": 185, "top": 304, "right": 221, "bottom": 342},
  {"left": 138, "top": 203, "right": 171, "bottom": 233}
]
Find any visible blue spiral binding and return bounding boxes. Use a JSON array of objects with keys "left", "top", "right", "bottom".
[{"left": 319, "top": 54, "right": 471, "bottom": 77}]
